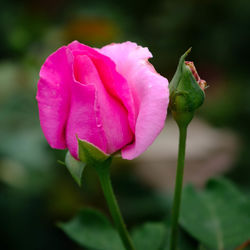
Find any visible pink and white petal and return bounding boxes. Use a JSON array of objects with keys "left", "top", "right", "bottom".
[
  {"left": 92, "top": 52, "right": 136, "bottom": 133},
  {"left": 99, "top": 41, "right": 152, "bottom": 69},
  {"left": 94, "top": 66, "right": 134, "bottom": 154},
  {"left": 68, "top": 41, "right": 136, "bottom": 132},
  {"left": 99, "top": 42, "right": 169, "bottom": 159},
  {"left": 67, "top": 54, "right": 133, "bottom": 158},
  {"left": 122, "top": 69, "right": 169, "bottom": 159},
  {"left": 36, "top": 46, "right": 73, "bottom": 149},
  {"left": 99, "top": 42, "right": 153, "bottom": 117}
]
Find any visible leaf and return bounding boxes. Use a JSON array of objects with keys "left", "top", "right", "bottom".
[
  {"left": 65, "top": 151, "right": 86, "bottom": 186},
  {"left": 180, "top": 178, "right": 250, "bottom": 250},
  {"left": 198, "top": 245, "right": 210, "bottom": 250},
  {"left": 160, "top": 222, "right": 197, "bottom": 250},
  {"left": 131, "top": 222, "right": 167, "bottom": 250},
  {"left": 176, "top": 229, "right": 199, "bottom": 250},
  {"left": 58, "top": 208, "right": 125, "bottom": 250}
]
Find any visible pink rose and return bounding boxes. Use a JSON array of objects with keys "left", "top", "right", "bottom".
[{"left": 36, "top": 41, "right": 169, "bottom": 160}]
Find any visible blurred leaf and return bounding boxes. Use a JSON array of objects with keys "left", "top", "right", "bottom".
[
  {"left": 176, "top": 229, "right": 198, "bottom": 250},
  {"left": 58, "top": 208, "right": 125, "bottom": 250},
  {"left": 65, "top": 151, "right": 86, "bottom": 186},
  {"left": 198, "top": 245, "right": 210, "bottom": 250},
  {"left": 131, "top": 222, "right": 166, "bottom": 250},
  {"left": 160, "top": 220, "right": 197, "bottom": 250},
  {"left": 180, "top": 178, "right": 250, "bottom": 250}
]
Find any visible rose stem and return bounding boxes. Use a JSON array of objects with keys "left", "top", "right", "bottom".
[
  {"left": 97, "top": 165, "right": 136, "bottom": 250},
  {"left": 169, "top": 123, "right": 188, "bottom": 250}
]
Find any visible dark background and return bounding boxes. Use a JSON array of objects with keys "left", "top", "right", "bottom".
[{"left": 0, "top": 0, "right": 250, "bottom": 249}]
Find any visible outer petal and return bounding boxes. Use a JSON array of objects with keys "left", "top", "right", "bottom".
[
  {"left": 67, "top": 53, "right": 133, "bottom": 158},
  {"left": 65, "top": 81, "right": 106, "bottom": 159},
  {"left": 99, "top": 42, "right": 169, "bottom": 160},
  {"left": 68, "top": 41, "right": 136, "bottom": 132},
  {"left": 36, "top": 46, "right": 73, "bottom": 149}
]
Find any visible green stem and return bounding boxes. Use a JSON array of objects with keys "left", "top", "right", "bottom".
[
  {"left": 169, "top": 124, "right": 188, "bottom": 250},
  {"left": 97, "top": 166, "right": 135, "bottom": 250}
]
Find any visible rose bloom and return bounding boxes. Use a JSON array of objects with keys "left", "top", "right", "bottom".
[{"left": 36, "top": 41, "right": 169, "bottom": 160}]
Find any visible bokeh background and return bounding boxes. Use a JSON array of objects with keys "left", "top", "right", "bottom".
[{"left": 0, "top": 0, "right": 250, "bottom": 249}]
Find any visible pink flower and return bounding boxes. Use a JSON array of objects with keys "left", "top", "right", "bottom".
[{"left": 36, "top": 41, "right": 169, "bottom": 160}]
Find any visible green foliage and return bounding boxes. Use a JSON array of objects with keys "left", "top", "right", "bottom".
[
  {"left": 58, "top": 210, "right": 170, "bottom": 250},
  {"left": 180, "top": 178, "right": 250, "bottom": 250},
  {"left": 131, "top": 222, "right": 167, "bottom": 250},
  {"left": 58, "top": 208, "right": 125, "bottom": 250},
  {"left": 65, "top": 151, "right": 86, "bottom": 186}
]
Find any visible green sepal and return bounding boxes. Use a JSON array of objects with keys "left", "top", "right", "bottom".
[
  {"left": 64, "top": 151, "right": 86, "bottom": 186},
  {"left": 169, "top": 48, "right": 192, "bottom": 95},
  {"left": 169, "top": 48, "right": 205, "bottom": 127},
  {"left": 78, "top": 138, "right": 112, "bottom": 173}
]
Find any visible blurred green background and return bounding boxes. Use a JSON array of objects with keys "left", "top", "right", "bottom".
[{"left": 0, "top": 0, "right": 250, "bottom": 249}]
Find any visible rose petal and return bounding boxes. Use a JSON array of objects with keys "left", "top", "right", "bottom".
[
  {"left": 36, "top": 46, "right": 73, "bottom": 149},
  {"left": 100, "top": 42, "right": 169, "bottom": 159},
  {"left": 65, "top": 82, "right": 106, "bottom": 159},
  {"left": 66, "top": 53, "right": 133, "bottom": 158},
  {"left": 69, "top": 41, "right": 136, "bottom": 133}
]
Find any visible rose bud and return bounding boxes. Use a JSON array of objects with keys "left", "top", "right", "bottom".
[
  {"left": 169, "top": 48, "right": 206, "bottom": 127},
  {"left": 36, "top": 41, "right": 169, "bottom": 161}
]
